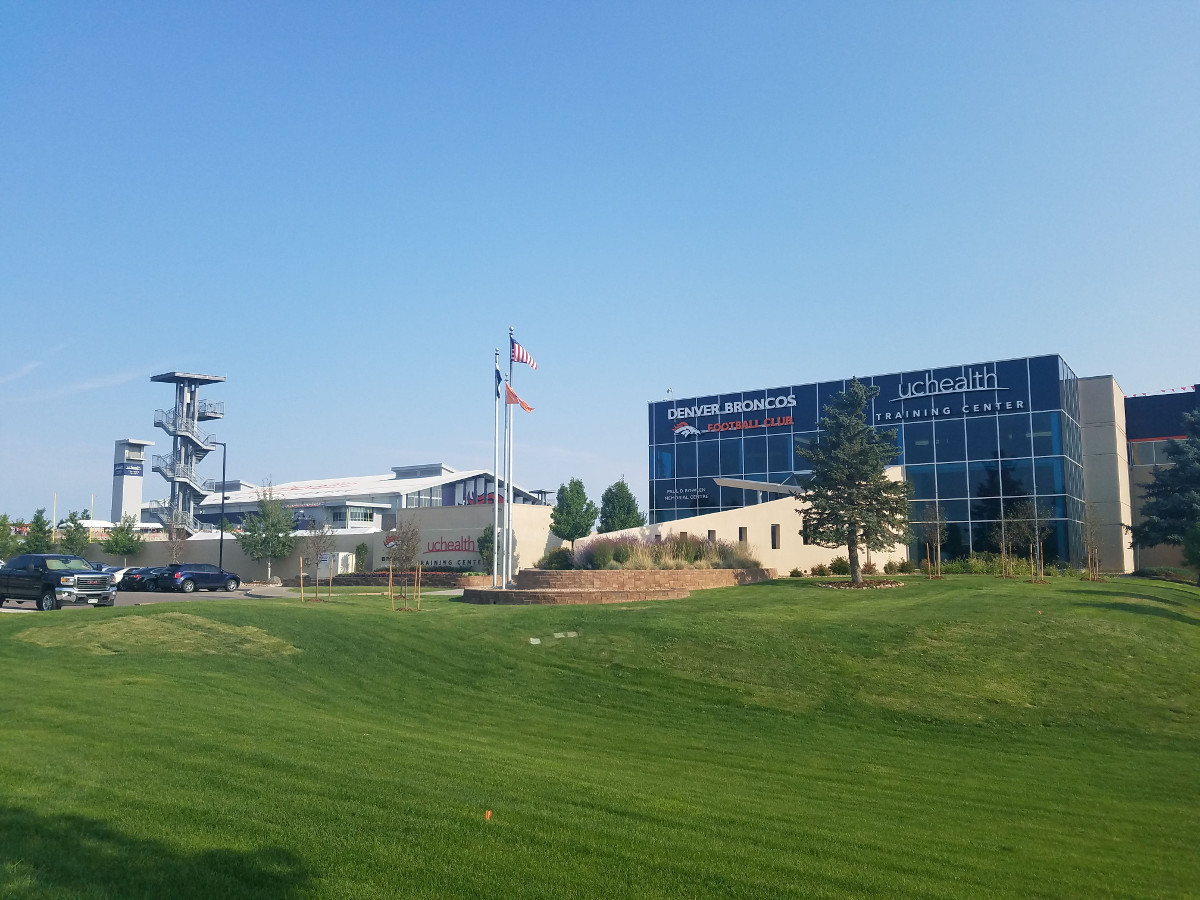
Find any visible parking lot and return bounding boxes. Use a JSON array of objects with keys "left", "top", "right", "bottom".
[{"left": 0, "top": 584, "right": 291, "bottom": 612}]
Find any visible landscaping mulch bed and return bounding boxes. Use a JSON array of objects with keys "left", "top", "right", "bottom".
[{"left": 817, "top": 579, "right": 905, "bottom": 589}]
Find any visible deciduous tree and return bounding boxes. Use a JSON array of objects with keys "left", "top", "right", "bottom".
[
  {"left": 915, "top": 503, "right": 947, "bottom": 578},
  {"left": 235, "top": 486, "right": 297, "bottom": 581},
  {"left": 794, "top": 379, "right": 910, "bottom": 585},
  {"left": 598, "top": 478, "right": 646, "bottom": 533},
  {"left": 385, "top": 519, "right": 421, "bottom": 610},
  {"left": 102, "top": 514, "right": 145, "bottom": 565},
  {"left": 550, "top": 479, "right": 598, "bottom": 549},
  {"left": 299, "top": 520, "right": 336, "bottom": 601},
  {"left": 163, "top": 516, "right": 188, "bottom": 564}
]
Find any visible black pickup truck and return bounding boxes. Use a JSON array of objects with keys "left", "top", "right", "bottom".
[{"left": 0, "top": 554, "right": 117, "bottom": 611}]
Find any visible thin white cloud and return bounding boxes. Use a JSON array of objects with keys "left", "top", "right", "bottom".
[
  {"left": 0, "top": 361, "right": 41, "bottom": 386},
  {"left": 0, "top": 370, "right": 143, "bottom": 405}
]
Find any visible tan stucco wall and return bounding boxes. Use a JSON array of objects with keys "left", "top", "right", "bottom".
[
  {"left": 85, "top": 503, "right": 564, "bottom": 581},
  {"left": 1078, "top": 375, "right": 1135, "bottom": 573},
  {"left": 577, "top": 493, "right": 908, "bottom": 574}
]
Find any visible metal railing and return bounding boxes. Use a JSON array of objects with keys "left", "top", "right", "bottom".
[
  {"left": 154, "top": 408, "right": 216, "bottom": 449},
  {"left": 146, "top": 500, "right": 212, "bottom": 534},
  {"left": 152, "top": 454, "right": 216, "bottom": 494},
  {"left": 198, "top": 400, "right": 224, "bottom": 419}
]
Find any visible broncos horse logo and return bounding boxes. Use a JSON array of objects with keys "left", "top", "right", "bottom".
[{"left": 672, "top": 421, "right": 701, "bottom": 437}]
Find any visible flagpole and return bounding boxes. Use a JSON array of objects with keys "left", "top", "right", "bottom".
[
  {"left": 505, "top": 326, "right": 515, "bottom": 586},
  {"left": 492, "top": 348, "right": 500, "bottom": 588},
  {"left": 505, "top": 380, "right": 514, "bottom": 586}
]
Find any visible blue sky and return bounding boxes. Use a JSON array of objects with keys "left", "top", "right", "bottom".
[{"left": 1, "top": 2, "right": 1197, "bottom": 521}]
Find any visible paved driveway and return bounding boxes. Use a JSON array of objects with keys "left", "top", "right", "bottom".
[{"left": 1, "top": 585, "right": 292, "bottom": 613}]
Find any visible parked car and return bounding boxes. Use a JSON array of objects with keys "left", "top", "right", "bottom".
[
  {"left": 119, "top": 567, "right": 158, "bottom": 591},
  {"left": 159, "top": 563, "right": 241, "bottom": 593},
  {"left": 141, "top": 566, "right": 174, "bottom": 591},
  {"left": 92, "top": 563, "right": 133, "bottom": 586},
  {"left": 0, "top": 554, "right": 116, "bottom": 610}
]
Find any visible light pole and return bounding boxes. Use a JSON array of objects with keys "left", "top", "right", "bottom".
[{"left": 214, "top": 441, "right": 227, "bottom": 570}]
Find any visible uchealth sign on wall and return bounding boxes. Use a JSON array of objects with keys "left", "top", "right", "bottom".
[{"left": 417, "top": 531, "right": 483, "bottom": 569}]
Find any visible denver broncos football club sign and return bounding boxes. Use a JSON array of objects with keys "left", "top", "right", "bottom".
[{"left": 672, "top": 416, "right": 794, "bottom": 437}]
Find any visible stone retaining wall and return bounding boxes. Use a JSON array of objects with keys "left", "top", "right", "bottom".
[
  {"left": 462, "top": 567, "right": 776, "bottom": 605},
  {"left": 282, "top": 573, "right": 493, "bottom": 588}
]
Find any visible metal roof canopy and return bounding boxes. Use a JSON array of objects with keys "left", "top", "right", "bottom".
[
  {"left": 151, "top": 372, "right": 226, "bottom": 384},
  {"left": 713, "top": 477, "right": 799, "bottom": 495}
]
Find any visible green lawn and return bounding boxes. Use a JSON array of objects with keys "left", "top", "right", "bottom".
[{"left": 1, "top": 576, "right": 1198, "bottom": 899}]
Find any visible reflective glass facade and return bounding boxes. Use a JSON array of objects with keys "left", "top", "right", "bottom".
[{"left": 648, "top": 354, "right": 1084, "bottom": 564}]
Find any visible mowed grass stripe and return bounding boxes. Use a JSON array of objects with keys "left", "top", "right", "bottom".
[{"left": 1, "top": 576, "right": 1197, "bottom": 897}]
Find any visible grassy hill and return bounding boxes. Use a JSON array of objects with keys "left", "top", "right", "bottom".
[{"left": 1, "top": 576, "right": 1197, "bottom": 899}]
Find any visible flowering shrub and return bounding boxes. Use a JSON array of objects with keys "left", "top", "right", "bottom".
[{"left": 570, "top": 535, "right": 761, "bottom": 570}]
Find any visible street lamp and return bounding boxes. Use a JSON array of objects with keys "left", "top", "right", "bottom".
[{"left": 213, "top": 441, "right": 227, "bottom": 569}]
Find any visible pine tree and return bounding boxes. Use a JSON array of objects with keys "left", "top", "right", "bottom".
[
  {"left": 550, "top": 479, "right": 599, "bottom": 549},
  {"left": 59, "top": 511, "right": 91, "bottom": 557},
  {"left": 1183, "top": 523, "right": 1200, "bottom": 585},
  {"left": 598, "top": 478, "right": 646, "bottom": 533},
  {"left": 795, "top": 378, "right": 910, "bottom": 584},
  {"left": 23, "top": 508, "right": 53, "bottom": 553},
  {"left": 1132, "top": 411, "right": 1200, "bottom": 554},
  {"left": 234, "top": 487, "right": 297, "bottom": 581},
  {"left": 102, "top": 514, "right": 145, "bottom": 565}
]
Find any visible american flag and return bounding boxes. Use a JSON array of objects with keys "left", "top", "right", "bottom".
[
  {"left": 505, "top": 383, "right": 533, "bottom": 413},
  {"left": 511, "top": 339, "right": 537, "bottom": 370}
]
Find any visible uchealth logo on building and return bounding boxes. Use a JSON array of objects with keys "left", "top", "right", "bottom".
[
  {"left": 673, "top": 421, "right": 701, "bottom": 437},
  {"left": 426, "top": 536, "right": 477, "bottom": 554}
]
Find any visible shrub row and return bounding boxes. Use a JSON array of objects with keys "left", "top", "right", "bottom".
[
  {"left": 790, "top": 559, "right": 909, "bottom": 577},
  {"left": 537, "top": 535, "right": 762, "bottom": 571}
]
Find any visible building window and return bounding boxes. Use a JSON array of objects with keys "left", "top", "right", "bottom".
[
  {"left": 331, "top": 509, "right": 347, "bottom": 525},
  {"left": 707, "top": 530, "right": 716, "bottom": 541},
  {"left": 771, "top": 524, "right": 780, "bottom": 549},
  {"left": 738, "top": 527, "right": 747, "bottom": 544},
  {"left": 349, "top": 507, "right": 374, "bottom": 523},
  {"left": 405, "top": 488, "right": 443, "bottom": 508},
  {"left": 679, "top": 532, "right": 687, "bottom": 539}
]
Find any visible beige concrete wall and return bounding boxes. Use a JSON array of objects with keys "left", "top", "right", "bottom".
[
  {"left": 577, "top": 493, "right": 907, "bottom": 574},
  {"left": 84, "top": 503, "right": 565, "bottom": 582},
  {"left": 1078, "top": 375, "right": 1135, "bottom": 573},
  {"left": 391, "top": 503, "right": 562, "bottom": 572}
]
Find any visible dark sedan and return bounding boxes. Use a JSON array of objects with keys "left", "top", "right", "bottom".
[
  {"left": 159, "top": 563, "right": 242, "bottom": 593},
  {"left": 119, "top": 567, "right": 160, "bottom": 591}
]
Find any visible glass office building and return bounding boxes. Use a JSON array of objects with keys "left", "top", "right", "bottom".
[{"left": 648, "top": 354, "right": 1085, "bottom": 564}]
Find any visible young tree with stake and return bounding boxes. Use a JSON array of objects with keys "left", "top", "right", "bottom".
[{"left": 234, "top": 486, "right": 297, "bottom": 582}]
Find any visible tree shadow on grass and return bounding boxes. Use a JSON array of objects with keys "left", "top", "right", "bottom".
[
  {"left": 1059, "top": 585, "right": 1200, "bottom": 608},
  {"left": 1070, "top": 601, "right": 1200, "bottom": 627},
  {"left": 0, "top": 805, "right": 311, "bottom": 899}
]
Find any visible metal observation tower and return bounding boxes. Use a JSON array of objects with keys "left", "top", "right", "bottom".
[{"left": 149, "top": 371, "right": 225, "bottom": 533}]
